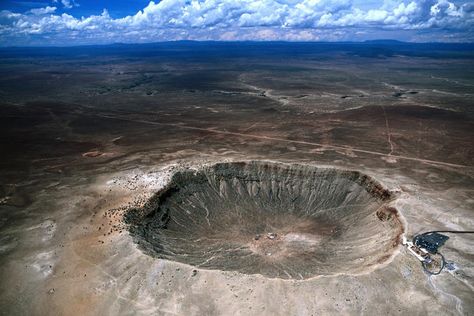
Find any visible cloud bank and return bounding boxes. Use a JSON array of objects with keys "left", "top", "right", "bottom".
[{"left": 0, "top": 0, "right": 473, "bottom": 45}]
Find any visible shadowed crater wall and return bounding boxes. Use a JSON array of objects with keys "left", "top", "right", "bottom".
[{"left": 125, "top": 161, "right": 404, "bottom": 279}]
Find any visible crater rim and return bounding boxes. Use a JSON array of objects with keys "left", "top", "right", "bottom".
[{"left": 125, "top": 160, "right": 405, "bottom": 280}]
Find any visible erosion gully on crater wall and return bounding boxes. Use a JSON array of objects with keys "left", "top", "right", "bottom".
[{"left": 125, "top": 161, "right": 405, "bottom": 280}]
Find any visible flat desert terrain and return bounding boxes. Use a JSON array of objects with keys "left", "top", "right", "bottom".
[{"left": 0, "top": 42, "right": 473, "bottom": 315}]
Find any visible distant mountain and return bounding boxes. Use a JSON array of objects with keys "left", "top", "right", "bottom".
[
  {"left": 0, "top": 41, "right": 472, "bottom": 60},
  {"left": 363, "top": 39, "right": 407, "bottom": 45}
]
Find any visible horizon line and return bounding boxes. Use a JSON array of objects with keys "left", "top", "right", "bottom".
[{"left": 2, "top": 39, "right": 474, "bottom": 49}]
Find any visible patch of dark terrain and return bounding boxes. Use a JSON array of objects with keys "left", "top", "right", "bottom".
[
  {"left": 392, "top": 91, "right": 419, "bottom": 98},
  {"left": 323, "top": 105, "right": 474, "bottom": 165},
  {"left": 0, "top": 102, "right": 101, "bottom": 168}
]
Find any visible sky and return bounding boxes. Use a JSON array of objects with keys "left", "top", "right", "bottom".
[{"left": 0, "top": 0, "right": 473, "bottom": 46}]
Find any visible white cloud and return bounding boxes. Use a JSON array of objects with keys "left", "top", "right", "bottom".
[
  {"left": 52, "top": 0, "right": 79, "bottom": 9},
  {"left": 29, "top": 6, "right": 57, "bottom": 15},
  {"left": 0, "top": 0, "right": 472, "bottom": 45}
]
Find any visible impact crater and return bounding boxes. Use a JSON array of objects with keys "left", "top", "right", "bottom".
[{"left": 126, "top": 161, "right": 404, "bottom": 279}]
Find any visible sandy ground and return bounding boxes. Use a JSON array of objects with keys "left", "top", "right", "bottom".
[{"left": 1, "top": 154, "right": 472, "bottom": 315}]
